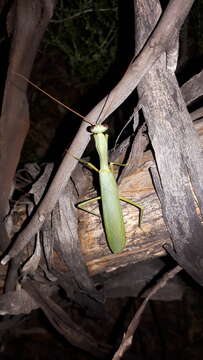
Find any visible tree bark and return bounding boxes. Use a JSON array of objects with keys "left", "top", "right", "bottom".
[
  {"left": 134, "top": 0, "right": 203, "bottom": 284},
  {"left": 0, "top": 0, "right": 56, "bottom": 251}
]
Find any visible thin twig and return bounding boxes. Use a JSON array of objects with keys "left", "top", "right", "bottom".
[
  {"left": 112, "top": 265, "right": 182, "bottom": 360},
  {"left": 114, "top": 99, "right": 142, "bottom": 150},
  {"left": 51, "top": 8, "right": 118, "bottom": 23}
]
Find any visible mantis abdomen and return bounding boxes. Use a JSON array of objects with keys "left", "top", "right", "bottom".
[{"left": 99, "top": 171, "right": 125, "bottom": 253}]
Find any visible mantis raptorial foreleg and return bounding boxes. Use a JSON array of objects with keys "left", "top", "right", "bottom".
[{"left": 73, "top": 156, "right": 100, "bottom": 173}]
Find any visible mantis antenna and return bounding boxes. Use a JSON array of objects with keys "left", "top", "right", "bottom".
[{"left": 14, "top": 72, "right": 94, "bottom": 126}]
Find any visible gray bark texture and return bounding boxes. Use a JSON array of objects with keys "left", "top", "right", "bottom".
[
  {"left": 135, "top": 0, "right": 203, "bottom": 284},
  {"left": 0, "top": 0, "right": 56, "bottom": 251}
]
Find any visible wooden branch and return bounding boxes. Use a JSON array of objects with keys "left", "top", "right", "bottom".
[
  {"left": 1, "top": 0, "right": 195, "bottom": 265},
  {"left": 135, "top": 0, "right": 203, "bottom": 284},
  {"left": 0, "top": 0, "right": 56, "bottom": 250},
  {"left": 181, "top": 70, "right": 203, "bottom": 105}
]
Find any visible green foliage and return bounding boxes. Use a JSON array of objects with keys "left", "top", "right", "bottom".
[{"left": 43, "top": 0, "right": 118, "bottom": 86}]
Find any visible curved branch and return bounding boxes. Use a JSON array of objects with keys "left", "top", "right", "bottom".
[{"left": 1, "top": 0, "right": 195, "bottom": 265}]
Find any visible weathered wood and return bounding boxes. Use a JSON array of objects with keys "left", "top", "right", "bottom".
[
  {"left": 51, "top": 180, "right": 104, "bottom": 309},
  {"left": 135, "top": 0, "right": 203, "bottom": 284},
  {"left": 22, "top": 279, "right": 111, "bottom": 358},
  {"left": 0, "top": 0, "right": 56, "bottom": 251},
  {"left": 181, "top": 70, "right": 203, "bottom": 105}
]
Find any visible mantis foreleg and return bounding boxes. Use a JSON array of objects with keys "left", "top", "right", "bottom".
[{"left": 73, "top": 156, "right": 99, "bottom": 173}]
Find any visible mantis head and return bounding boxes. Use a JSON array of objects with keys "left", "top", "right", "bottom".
[{"left": 90, "top": 124, "right": 108, "bottom": 134}]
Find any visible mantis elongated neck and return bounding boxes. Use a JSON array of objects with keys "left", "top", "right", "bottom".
[{"left": 93, "top": 133, "right": 109, "bottom": 171}]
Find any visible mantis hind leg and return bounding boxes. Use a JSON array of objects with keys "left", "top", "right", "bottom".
[
  {"left": 109, "top": 162, "right": 128, "bottom": 172},
  {"left": 77, "top": 196, "right": 101, "bottom": 217},
  {"left": 119, "top": 196, "right": 144, "bottom": 228}
]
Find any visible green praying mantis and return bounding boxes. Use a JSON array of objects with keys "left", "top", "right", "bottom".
[
  {"left": 76, "top": 123, "right": 144, "bottom": 253},
  {"left": 15, "top": 74, "right": 144, "bottom": 253}
]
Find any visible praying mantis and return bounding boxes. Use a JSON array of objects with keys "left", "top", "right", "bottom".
[{"left": 15, "top": 74, "right": 144, "bottom": 253}]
